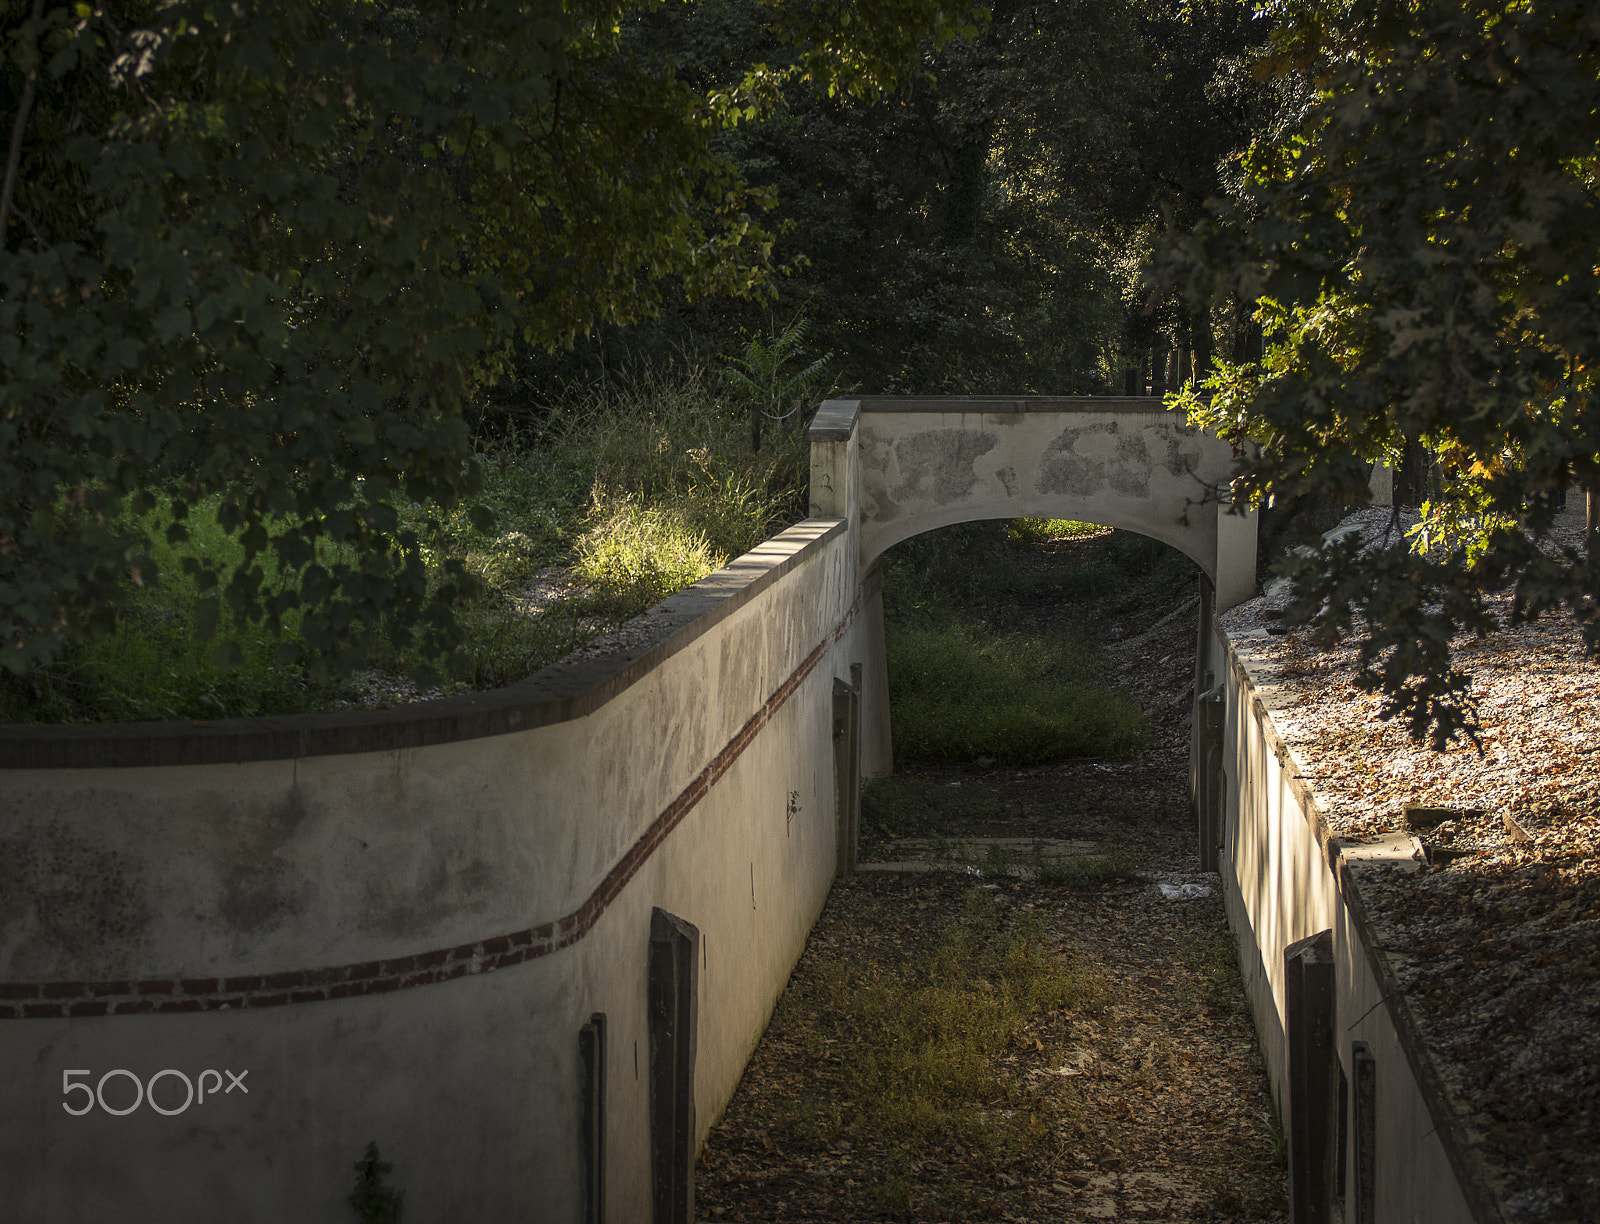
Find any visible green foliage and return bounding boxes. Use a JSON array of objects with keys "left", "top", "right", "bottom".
[
  {"left": 2, "top": 361, "right": 807, "bottom": 719},
  {"left": 1169, "top": 0, "right": 1600, "bottom": 747},
  {"left": 1004, "top": 518, "right": 1103, "bottom": 544},
  {"left": 0, "top": 493, "right": 339, "bottom": 722},
  {"left": 574, "top": 492, "right": 727, "bottom": 615},
  {"left": 722, "top": 315, "right": 834, "bottom": 449},
  {"left": 348, "top": 1142, "right": 403, "bottom": 1224},
  {"left": 876, "top": 521, "right": 1193, "bottom": 766},
  {"left": 0, "top": 0, "right": 971, "bottom": 683},
  {"left": 565, "top": 359, "right": 808, "bottom": 614},
  {"left": 888, "top": 619, "right": 1147, "bottom": 764},
  {"left": 524, "top": 0, "right": 1271, "bottom": 400}
]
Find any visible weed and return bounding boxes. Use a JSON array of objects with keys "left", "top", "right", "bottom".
[
  {"left": 722, "top": 315, "right": 834, "bottom": 452},
  {"left": 1183, "top": 904, "right": 1249, "bottom": 1015},
  {"left": 1267, "top": 1099, "right": 1289, "bottom": 1169},
  {"left": 1005, "top": 518, "right": 1105, "bottom": 544},
  {"left": 786, "top": 790, "right": 801, "bottom": 836},
  {"left": 778, "top": 888, "right": 1101, "bottom": 1167},
  {"left": 348, "top": 1142, "right": 403, "bottom": 1223},
  {"left": 573, "top": 490, "right": 726, "bottom": 616}
]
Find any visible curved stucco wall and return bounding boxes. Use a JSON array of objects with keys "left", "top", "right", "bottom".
[
  {"left": 0, "top": 517, "right": 868, "bottom": 1222},
  {"left": 1, "top": 396, "right": 1255, "bottom": 1221}
]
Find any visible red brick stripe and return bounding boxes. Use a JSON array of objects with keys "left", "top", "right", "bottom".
[{"left": 0, "top": 601, "right": 857, "bottom": 1020}]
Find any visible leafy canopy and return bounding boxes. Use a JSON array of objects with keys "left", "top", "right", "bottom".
[
  {"left": 0, "top": 0, "right": 975, "bottom": 681},
  {"left": 1170, "top": 0, "right": 1600, "bottom": 746}
]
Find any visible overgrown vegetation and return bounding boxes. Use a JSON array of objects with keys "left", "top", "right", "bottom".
[
  {"left": 888, "top": 620, "right": 1146, "bottom": 764},
  {"left": 0, "top": 0, "right": 975, "bottom": 682},
  {"left": 876, "top": 521, "right": 1196, "bottom": 767},
  {"left": 0, "top": 363, "right": 806, "bottom": 722},
  {"left": 774, "top": 887, "right": 1104, "bottom": 1219},
  {"left": 5, "top": 0, "right": 1269, "bottom": 720}
]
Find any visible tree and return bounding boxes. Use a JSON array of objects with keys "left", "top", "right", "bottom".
[
  {"left": 0, "top": 0, "right": 975, "bottom": 681},
  {"left": 1170, "top": 0, "right": 1600, "bottom": 747},
  {"left": 721, "top": 0, "right": 1268, "bottom": 395}
]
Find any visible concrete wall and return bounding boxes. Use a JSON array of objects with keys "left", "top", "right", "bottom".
[
  {"left": 1217, "top": 625, "right": 1502, "bottom": 1224},
  {"left": 15, "top": 393, "right": 1463, "bottom": 1223},
  {"left": 0, "top": 508, "right": 868, "bottom": 1221}
]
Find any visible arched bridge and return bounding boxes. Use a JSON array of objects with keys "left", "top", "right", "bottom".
[
  {"left": 806, "top": 394, "right": 1258, "bottom": 784},
  {"left": 809, "top": 395, "right": 1256, "bottom": 603}
]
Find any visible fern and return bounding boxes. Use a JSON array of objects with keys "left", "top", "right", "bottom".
[{"left": 724, "top": 316, "right": 834, "bottom": 450}]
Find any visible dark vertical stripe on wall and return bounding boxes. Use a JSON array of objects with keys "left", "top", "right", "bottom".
[
  {"left": 649, "top": 910, "right": 699, "bottom": 1224},
  {"left": 580, "top": 1012, "right": 607, "bottom": 1224}
]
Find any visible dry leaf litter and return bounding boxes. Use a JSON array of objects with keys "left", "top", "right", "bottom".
[{"left": 699, "top": 539, "right": 1289, "bottom": 1223}]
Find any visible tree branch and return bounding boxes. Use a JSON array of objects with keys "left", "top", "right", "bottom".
[{"left": 0, "top": 0, "right": 46, "bottom": 252}]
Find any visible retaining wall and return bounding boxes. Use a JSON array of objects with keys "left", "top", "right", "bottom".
[
  {"left": 3, "top": 391, "right": 1484, "bottom": 1223},
  {"left": 1216, "top": 622, "right": 1502, "bottom": 1223},
  {"left": 0, "top": 514, "right": 867, "bottom": 1222}
]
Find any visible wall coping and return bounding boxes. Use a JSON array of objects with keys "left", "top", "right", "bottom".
[
  {"left": 0, "top": 518, "right": 847, "bottom": 771},
  {"left": 808, "top": 398, "right": 860, "bottom": 441},
  {"left": 855, "top": 395, "right": 1179, "bottom": 414}
]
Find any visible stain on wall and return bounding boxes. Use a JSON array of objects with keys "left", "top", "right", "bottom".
[
  {"left": 0, "top": 818, "right": 151, "bottom": 979},
  {"left": 1039, "top": 425, "right": 1114, "bottom": 497},
  {"left": 1164, "top": 432, "right": 1203, "bottom": 480},
  {"left": 889, "top": 430, "right": 998, "bottom": 504},
  {"left": 216, "top": 786, "right": 314, "bottom": 941},
  {"left": 366, "top": 850, "right": 496, "bottom": 940},
  {"left": 1109, "top": 431, "right": 1153, "bottom": 498}
]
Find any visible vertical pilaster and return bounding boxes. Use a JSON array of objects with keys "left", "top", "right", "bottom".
[{"left": 1215, "top": 497, "right": 1259, "bottom": 611}]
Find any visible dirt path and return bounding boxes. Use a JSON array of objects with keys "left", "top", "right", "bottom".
[{"left": 696, "top": 548, "right": 1290, "bottom": 1223}]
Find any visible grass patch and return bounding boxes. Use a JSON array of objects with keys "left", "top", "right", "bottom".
[
  {"left": 777, "top": 888, "right": 1103, "bottom": 1215},
  {"left": 1183, "top": 901, "right": 1251, "bottom": 1017},
  {"left": 888, "top": 619, "right": 1146, "bottom": 764},
  {"left": 572, "top": 491, "right": 727, "bottom": 616},
  {"left": 0, "top": 494, "right": 347, "bottom": 723}
]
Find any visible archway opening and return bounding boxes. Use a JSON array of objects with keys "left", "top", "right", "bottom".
[{"left": 861, "top": 514, "right": 1204, "bottom": 871}]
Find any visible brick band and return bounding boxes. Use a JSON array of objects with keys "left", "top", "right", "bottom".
[{"left": 0, "top": 600, "right": 857, "bottom": 1020}]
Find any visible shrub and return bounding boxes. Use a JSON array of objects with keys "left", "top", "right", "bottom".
[{"left": 573, "top": 492, "right": 727, "bottom": 616}]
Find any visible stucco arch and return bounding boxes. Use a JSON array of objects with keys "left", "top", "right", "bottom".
[
  {"left": 810, "top": 396, "right": 1256, "bottom": 607},
  {"left": 807, "top": 396, "right": 1258, "bottom": 783},
  {"left": 866, "top": 507, "right": 1213, "bottom": 578}
]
